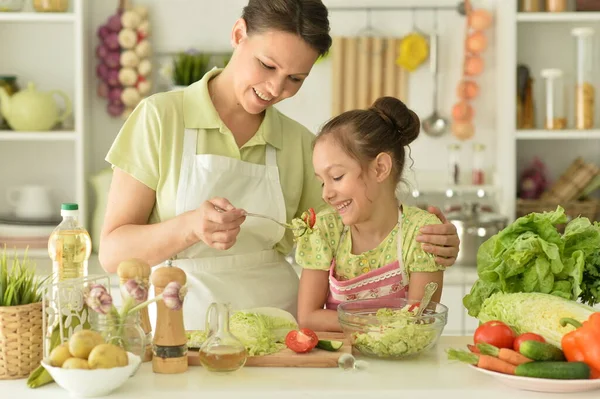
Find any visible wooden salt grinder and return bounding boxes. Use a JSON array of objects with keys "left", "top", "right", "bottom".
[
  {"left": 117, "top": 258, "right": 153, "bottom": 362},
  {"left": 151, "top": 262, "right": 188, "bottom": 374}
]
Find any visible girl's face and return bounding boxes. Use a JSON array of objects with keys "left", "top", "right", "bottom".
[
  {"left": 313, "top": 136, "right": 385, "bottom": 226},
  {"left": 229, "top": 19, "right": 319, "bottom": 115}
]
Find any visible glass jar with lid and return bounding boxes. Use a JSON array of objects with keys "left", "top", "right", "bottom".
[
  {"left": 541, "top": 69, "right": 567, "bottom": 130},
  {"left": 546, "top": 0, "right": 568, "bottom": 12},
  {"left": 520, "top": 0, "right": 541, "bottom": 12},
  {"left": 447, "top": 144, "right": 461, "bottom": 186},
  {"left": 33, "top": 0, "right": 69, "bottom": 12},
  {"left": 472, "top": 143, "right": 486, "bottom": 185},
  {"left": 572, "top": 27, "right": 596, "bottom": 130}
]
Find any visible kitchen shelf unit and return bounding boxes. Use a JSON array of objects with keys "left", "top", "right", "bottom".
[
  {"left": 0, "top": 130, "right": 77, "bottom": 141},
  {"left": 0, "top": 0, "right": 90, "bottom": 253},
  {"left": 517, "top": 12, "right": 600, "bottom": 22},
  {"left": 0, "top": 11, "right": 75, "bottom": 22},
  {"left": 516, "top": 129, "right": 600, "bottom": 140},
  {"left": 495, "top": 3, "right": 600, "bottom": 221}
]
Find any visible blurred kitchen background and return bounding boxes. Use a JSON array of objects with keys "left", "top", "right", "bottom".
[{"left": 2, "top": 0, "right": 600, "bottom": 333}]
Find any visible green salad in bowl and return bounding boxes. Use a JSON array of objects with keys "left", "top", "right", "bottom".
[{"left": 338, "top": 298, "right": 448, "bottom": 359}]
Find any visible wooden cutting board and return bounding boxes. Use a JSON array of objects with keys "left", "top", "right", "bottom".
[{"left": 187, "top": 332, "right": 352, "bottom": 368}]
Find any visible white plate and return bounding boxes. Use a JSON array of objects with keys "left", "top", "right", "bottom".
[{"left": 469, "top": 365, "right": 600, "bottom": 393}]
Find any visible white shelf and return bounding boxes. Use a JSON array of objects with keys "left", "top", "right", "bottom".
[
  {"left": 517, "top": 12, "right": 600, "bottom": 22},
  {"left": 516, "top": 129, "right": 600, "bottom": 140},
  {"left": 0, "top": 130, "right": 77, "bottom": 141},
  {"left": 0, "top": 12, "right": 75, "bottom": 23}
]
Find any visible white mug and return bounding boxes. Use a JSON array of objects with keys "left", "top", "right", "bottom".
[{"left": 6, "top": 185, "right": 54, "bottom": 220}]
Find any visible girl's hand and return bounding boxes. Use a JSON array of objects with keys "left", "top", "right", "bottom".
[
  {"left": 191, "top": 197, "right": 246, "bottom": 250},
  {"left": 416, "top": 206, "right": 460, "bottom": 267}
]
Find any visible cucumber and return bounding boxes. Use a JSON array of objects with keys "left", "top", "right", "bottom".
[
  {"left": 519, "top": 340, "right": 565, "bottom": 361},
  {"left": 316, "top": 339, "right": 343, "bottom": 352},
  {"left": 515, "top": 361, "right": 590, "bottom": 380}
]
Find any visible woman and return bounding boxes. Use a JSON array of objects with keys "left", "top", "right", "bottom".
[{"left": 99, "top": 0, "right": 460, "bottom": 329}]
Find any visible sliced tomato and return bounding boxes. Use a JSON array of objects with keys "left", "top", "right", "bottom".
[
  {"left": 285, "top": 328, "right": 318, "bottom": 354},
  {"left": 408, "top": 302, "right": 421, "bottom": 313},
  {"left": 513, "top": 332, "right": 545, "bottom": 352},
  {"left": 307, "top": 208, "right": 316, "bottom": 228}
]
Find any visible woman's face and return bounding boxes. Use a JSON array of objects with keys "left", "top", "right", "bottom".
[
  {"left": 313, "top": 136, "right": 384, "bottom": 226},
  {"left": 229, "top": 19, "right": 319, "bottom": 115}
]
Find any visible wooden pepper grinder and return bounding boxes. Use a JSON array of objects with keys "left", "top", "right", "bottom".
[
  {"left": 117, "top": 258, "right": 153, "bottom": 362},
  {"left": 151, "top": 260, "right": 188, "bottom": 374}
]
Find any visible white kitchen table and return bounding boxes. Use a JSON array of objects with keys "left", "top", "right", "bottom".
[{"left": 3, "top": 336, "right": 598, "bottom": 399}]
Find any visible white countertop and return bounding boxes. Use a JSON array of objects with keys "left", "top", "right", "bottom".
[{"left": 3, "top": 336, "right": 598, "bottom": 399}]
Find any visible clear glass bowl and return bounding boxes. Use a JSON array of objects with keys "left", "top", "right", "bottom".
[{"left": 337, "top": 297, "right": 448, "bottom": 359}]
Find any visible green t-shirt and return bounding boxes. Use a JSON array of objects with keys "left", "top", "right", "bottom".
[
  {"left": 295, "top": 206, "right": 446, "bottom": 280},
  {"left": 105, "top": 68, "right": 326, "bottom": 255}
]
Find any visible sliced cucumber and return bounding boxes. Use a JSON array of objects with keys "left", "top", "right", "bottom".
[{"left": 316, "top": 339, "right": 343, "bottom": 351}]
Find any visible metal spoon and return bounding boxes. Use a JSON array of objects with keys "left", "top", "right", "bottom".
[
  {"left": 213, "top": 206, "right": 304, "bottom": 233},
  {"left": 421, "top": 15, "right": 448, "bottom": 137},
  {"left": 414, "top": 282, "right": 439, "bottom": 317}
]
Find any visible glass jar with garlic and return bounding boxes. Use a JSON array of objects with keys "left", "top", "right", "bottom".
[{"left": 572, "top": 28, "right": 596, "bottom": 130}]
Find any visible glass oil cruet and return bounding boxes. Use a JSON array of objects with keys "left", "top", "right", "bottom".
[{"left": 198, "top": 303, "right": 247, "bottom": 372}]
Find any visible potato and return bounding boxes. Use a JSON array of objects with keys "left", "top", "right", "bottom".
[
  {"left": 62, "top": 358, "right": 90, "bottom": 370},
  {"left": 69, "top": 330, "right": 105, "bottom": 359},
  {"left": 88, "top": 343, "right": 128, "bottom": 369},
  {"left": 49, "top": 342, "right": 72, "bottom": 367}
]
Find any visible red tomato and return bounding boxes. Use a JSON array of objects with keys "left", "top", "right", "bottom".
[
  {"left": 285, "top": 328, "right": 318, "bottom": 353},
  {"left": 303, "top": 208, "right": 316, "bottom": 229},
  {"left": 513, "top": 332, "right": 545, "bottom": 352},
  {"left": 473, "top": 320, "right": 515, "bottom": 349}
]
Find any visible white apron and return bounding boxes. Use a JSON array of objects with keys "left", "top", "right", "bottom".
[{"left": 172, "top": 128, "right": 299, "bottom": 330}]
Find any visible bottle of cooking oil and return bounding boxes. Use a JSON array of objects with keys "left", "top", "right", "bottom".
[{"left": 48, "top": 203, "right": 92, "bottom": 281}]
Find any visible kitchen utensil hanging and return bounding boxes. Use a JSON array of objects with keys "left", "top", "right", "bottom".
[
  {"left": 397, "top": 9, "right": 430, "bottom": 72},
  {"left": 422, "top": 9, "right": 449, "bottom": 137},
  {"left": 332, "top": 9, "right": 408, "bottom": 115}
]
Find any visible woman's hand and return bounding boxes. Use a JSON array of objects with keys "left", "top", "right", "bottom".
[
  {"left": 417, "top": 206, "right": 460, "bottom": 267},
  {"left": 191, "top": 197, "right": 246, "bottom": 250}
]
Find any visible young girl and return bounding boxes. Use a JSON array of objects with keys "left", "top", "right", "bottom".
[{"left": 295, "top": 96, "right": 446, "bottom": 332}]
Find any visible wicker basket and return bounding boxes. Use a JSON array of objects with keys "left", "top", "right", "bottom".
[
  {"left": 0, "top": 302, "right": 43, "bottom": 380},
  {"left": 516, "top": 199, "right": 599, "bottom": 221}
]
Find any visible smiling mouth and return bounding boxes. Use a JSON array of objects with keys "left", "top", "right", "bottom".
[
  {"left": 334, "top": 200, "right": 352, "bottom": 212},
  {"left": 253, "top": 88, "right": 273, "bottom": 102}
]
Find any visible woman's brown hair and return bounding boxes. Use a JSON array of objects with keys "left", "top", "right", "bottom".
[
  {"left": 242, "top": 0, "right": 332, "bottom": 56},
  {"left": 316, "top": 96, "right": 420, "bottom": 182}
]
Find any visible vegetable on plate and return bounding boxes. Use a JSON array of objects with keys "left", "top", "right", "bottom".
[
  {"left": 513, "top": 332, "right": 545, "bottom": 352},
  {"left": 518, "top": 340, "right": 565, "bottom": 362},
  {"left": 560, "top": 314, "right": 600, "bottom": 379},
  {"left": 476, "top": 292, "right": 595, "bottom": 348},
  {"left": 463, "top": 207, "right": 600, "bottom": 319},
  {"left": 476, "top": 342, "right": 532, "bottom": 366},
  {"left": 473, "top": 320, "right": 515, "bottom": 349},
  {"left": 515, "top": 361, "right": 590, "bottom": 380},
  {"left": 447, "top": 349, "right": 516, "bottom": 375}
]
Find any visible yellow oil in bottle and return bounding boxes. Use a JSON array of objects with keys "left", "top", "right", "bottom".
[
  {"left": 198, "top": 345, "right": 247, "bottom": 372},
  {"left": 48, "top": 229, "right": 91, "bottom": 280},
  {"left": 48, "top": 203, "right": 91, "bottom": 281}
]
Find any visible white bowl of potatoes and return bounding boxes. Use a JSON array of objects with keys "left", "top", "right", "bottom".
[{"left": 41, "top": 330, "right": 142, "bottom": 397}]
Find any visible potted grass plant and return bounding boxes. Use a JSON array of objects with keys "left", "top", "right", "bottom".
[
  {"left": 161, "top": 49, "right": 232, "bottom": 91},
  {"left": 0, "top": 246, "right": 46, "bottom": 380}
]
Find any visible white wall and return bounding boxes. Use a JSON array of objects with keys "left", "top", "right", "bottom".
[{"left": 88, "top": 0, "right": 499, "bottom": 193}]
